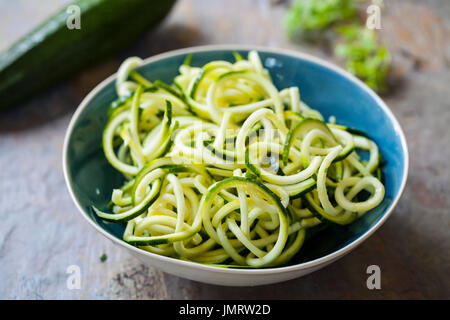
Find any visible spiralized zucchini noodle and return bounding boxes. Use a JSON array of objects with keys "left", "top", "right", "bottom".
[{"left": 93, "top": 51, "right": 385, "bottom": 268}]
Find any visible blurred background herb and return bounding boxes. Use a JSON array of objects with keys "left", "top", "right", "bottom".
[
  {"left": 0, "top": 0, "right": 449, "bottom": 300},
  {"left": 284, "top": 0, "right": 358, "bottom": 38},
  {"left": 284, "top": 0, "right": 390, "bottom": 93},
  {"left": 335, "top": 25, "right": 390, "bottom": 92}
]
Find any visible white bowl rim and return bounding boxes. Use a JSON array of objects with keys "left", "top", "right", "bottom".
[{"left": 63, "top": 44, "right": 409, "bottom": 276}]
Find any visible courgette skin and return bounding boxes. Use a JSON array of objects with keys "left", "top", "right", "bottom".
[{"left": 0, "top": 0, "right": 176, "bottom": 110}]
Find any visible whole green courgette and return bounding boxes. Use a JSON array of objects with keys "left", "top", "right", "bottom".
[{"left": 0, "top": 0, "right": 176, "bottom": 110}]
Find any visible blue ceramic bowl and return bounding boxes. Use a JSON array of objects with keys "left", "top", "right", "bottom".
[{"left": 63, "top": 45, "right": 408, "bottom": 286}]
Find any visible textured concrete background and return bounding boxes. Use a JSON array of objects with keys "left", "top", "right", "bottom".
[{"left": 0, "top": 0, "right": 449, "bottom": 299}]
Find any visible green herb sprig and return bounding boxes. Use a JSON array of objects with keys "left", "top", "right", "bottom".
[
  {"left": 284, "top": 0, "right": 358, "bottom": 38},
  {"left": 284, "top": 0, "right": 390, "bottom": 93}
]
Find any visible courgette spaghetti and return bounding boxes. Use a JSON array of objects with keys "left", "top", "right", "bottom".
[{"left": 93, "top": 51, "right": 385, "bottom": 267}]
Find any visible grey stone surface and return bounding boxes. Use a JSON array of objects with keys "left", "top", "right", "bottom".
[{"left": 0, "top": 0, "right": 449, "bottom": 299}]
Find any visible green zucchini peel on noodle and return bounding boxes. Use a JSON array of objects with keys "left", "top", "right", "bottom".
[{"left": 93, "top": 51, "right": 386, "bottom": 268}]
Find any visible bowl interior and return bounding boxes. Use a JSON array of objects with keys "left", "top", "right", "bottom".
[{"left": 65, "top": 48, "right": 406, "bottom": 266}]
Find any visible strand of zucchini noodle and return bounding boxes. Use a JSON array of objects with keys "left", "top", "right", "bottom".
[{"left": 93, "top": 50, "right": 385, "bottom": 268}]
